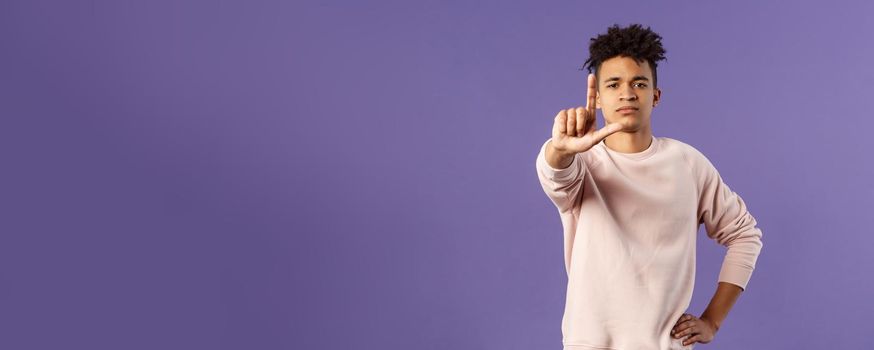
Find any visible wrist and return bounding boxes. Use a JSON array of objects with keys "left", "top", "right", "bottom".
[
  {"left": 548, "top": 141, "right": 573, "bottom": 157},
  {"left": 700, "top": 315, "right": 720, "bottom": 332}
]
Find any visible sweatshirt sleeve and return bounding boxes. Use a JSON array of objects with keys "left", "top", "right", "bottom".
[
  {"left": 690, "top": 148, "right": 764, "bottom": 291},
  {"left": 535, "top": 139, "right": 585, "bottom": 213}
]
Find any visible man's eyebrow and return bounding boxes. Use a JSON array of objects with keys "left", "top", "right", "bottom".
[{"left": 603, "top": 75, "right": 650, "bottom": 83}]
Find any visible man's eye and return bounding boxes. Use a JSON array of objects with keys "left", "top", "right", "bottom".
[
  {"left": 635, "top": 83, "right": 647, "bottom": 88},
  {"left": 607, "top": 84, "right": 617, "bottom": 88}
]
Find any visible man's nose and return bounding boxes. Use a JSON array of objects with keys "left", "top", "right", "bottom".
[{"left": 620, "top": 91, "right": 638, "bottom": 101}]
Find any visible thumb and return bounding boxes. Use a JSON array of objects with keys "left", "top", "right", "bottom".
[{"left": 595, "top": 122, "right": 625, "bottom": 140}]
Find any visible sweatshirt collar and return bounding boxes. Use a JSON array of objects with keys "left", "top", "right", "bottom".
[{"left": 600, "top": 134, "right": 659, "bottom": 161}]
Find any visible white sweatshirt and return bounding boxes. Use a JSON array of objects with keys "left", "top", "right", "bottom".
[{"left": 535, "top": 135, "right": 763, "bottom": 350}]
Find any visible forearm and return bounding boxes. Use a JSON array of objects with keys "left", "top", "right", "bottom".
[
  {"left": 699, "top": 281, "right": 743, "bottom": 331},
  {"left": 545, "top": 141, "right": 576, "bottom": 169}
]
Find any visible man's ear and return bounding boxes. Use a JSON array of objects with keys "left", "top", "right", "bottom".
[
  {"left": 653, "top": 88, "right": 661, "bottom": 107},
  {"left": 596, "top": 91, "right": 600, "bottom": 109}
]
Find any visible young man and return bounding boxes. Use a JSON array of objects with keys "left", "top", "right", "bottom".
[{"left": 535, "top": 24, "right": 763, "bottom": 350}]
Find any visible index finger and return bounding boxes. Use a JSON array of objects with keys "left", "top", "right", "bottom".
[
  {"left": 674, "top": 314, "right": 693, "bottom": 324},
  {"left": 586, "top": 73, "right": 597, "bottom": 111}
]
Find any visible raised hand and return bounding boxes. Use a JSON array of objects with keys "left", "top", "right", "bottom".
[{"left": 550, "top": 73, "right": 624, "bottom": 155}]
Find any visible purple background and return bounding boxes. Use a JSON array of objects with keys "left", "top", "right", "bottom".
[{"left": 2, "top": 1, "right": 873, "bottom": 349}]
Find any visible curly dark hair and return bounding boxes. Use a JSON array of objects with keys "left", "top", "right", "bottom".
[{"left": 581, "top": 23, "right": 667, "bottom": 88}]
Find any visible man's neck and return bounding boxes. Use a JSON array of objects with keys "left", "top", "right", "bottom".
[{"left": 603, "top": 128, "right": 653, "bottom": 153}]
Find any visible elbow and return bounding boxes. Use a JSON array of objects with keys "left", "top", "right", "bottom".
[{"left": 723, "top": 227, "right": 763, "bottom": 267}]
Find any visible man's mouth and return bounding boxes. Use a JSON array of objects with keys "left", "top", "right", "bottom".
[{"left": 616, "top": 106, "right": 639, "bottom": 113}]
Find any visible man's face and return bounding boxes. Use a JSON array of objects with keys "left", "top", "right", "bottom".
[{"left": 595, "top": 55, "right": 661, "bottom": 132}]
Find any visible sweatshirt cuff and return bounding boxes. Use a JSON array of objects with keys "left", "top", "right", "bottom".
[
  {"left": 717, "top": 264, "right": 753, "bottom": 291},
  {"left": 537, "top": 139, "right": 581, "bottom": 181}
]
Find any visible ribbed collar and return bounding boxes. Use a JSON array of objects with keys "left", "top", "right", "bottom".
[{"left": 600, "top": 134, "right": 659, "bottom": 161}]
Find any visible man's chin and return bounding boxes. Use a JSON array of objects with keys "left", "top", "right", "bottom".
[{"left": 609, "top": 119, "right": 641, "bottom": 132}]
